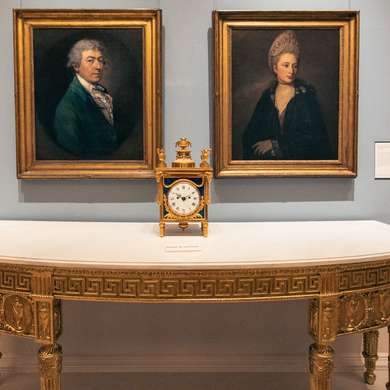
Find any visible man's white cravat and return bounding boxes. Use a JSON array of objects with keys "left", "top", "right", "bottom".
[{"left": 77, "top": 74, "right": 114, "bottom": 125}]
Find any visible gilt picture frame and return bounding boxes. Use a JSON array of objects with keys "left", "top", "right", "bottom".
[
  {"left": 14, "top": 9, "right": 162, "bottom": 179},
  {"left": 213, "top": 11, "right": 359, "bottom": 177}
]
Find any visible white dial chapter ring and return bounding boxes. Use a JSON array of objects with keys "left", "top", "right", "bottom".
[{"left": 167, "top": 181, "right": 201, "bottom": 216}]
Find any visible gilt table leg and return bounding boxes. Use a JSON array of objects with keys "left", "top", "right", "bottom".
[
  {"left": 38, "top": 343, "right": 62, "bottom": 390},
  {"left": 387, "top": 326, "right": 390, "bottom": 390},
  {"left": 309, "top": 293, "right": 338, "bottom": 390},
  {"left": 362, "top": 330, "right": 379, "bottom": 385},
  {"left": 309, "top": 343, "right": 334, "bottom": 390}
]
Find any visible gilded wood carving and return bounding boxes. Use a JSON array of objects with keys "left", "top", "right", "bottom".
[
  {"left": 362, "top": 330, "right": 379, "bottom": 385},
  {"left": 39, "top": 343, "right": 62, "bottom": 390},
  {"left": 0, "top": 259, "right": 390, "bottom": 390},
  {"left": 52, "top": 271, "right": 321, "bottom": 300}
]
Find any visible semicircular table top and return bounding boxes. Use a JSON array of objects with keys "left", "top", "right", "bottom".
[{"left": 0, "top": 219, "right": 389, "bottom": 269}]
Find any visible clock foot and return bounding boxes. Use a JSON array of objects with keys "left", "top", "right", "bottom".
[
  {"left": 159, "top": 222, "right": 165, "bottom": 237},
  {"left": 202, "top": 221, "right": 208, "bottom": 237},
  {"left": 179, "top": 222, "right": 189, "bottom": 231}
]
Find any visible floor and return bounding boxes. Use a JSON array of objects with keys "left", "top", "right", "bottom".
[{"left": 0, "top": 371, "right": 388, "bottom": 390}]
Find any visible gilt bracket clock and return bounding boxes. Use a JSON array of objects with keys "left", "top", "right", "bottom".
[{"left": 155, "top": 138, "right": 212, "bottom": 237}]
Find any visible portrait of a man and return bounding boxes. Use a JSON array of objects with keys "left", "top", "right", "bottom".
[
  {"left": 14, "top": 9, "right": 161, "bottom": 179},
  {"left": 54, "top": 39, "right": 118, "bottom": 158},
  {"left": 33, "top": 28, "right": 144, "bottom": 161}
]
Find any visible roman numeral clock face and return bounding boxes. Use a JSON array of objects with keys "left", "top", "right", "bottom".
[{"left": 167, "top": 181, "right": 201, "bottom": 216}]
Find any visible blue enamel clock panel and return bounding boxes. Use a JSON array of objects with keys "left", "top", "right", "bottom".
[{"left": 163, "top": 178, "right": 205, "bottom": 217}]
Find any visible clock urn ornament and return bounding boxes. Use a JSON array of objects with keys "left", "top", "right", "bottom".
[{"left": 155, "top": 138, "right": 213, "bottom": 237}]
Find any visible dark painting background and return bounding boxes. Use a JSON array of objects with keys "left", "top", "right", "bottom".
[
  {"left": 33, "top": 28, "right": 143, "bottom": 161},
  {"left": 232, "top": 28, "right": 340, "bottom": 160}
]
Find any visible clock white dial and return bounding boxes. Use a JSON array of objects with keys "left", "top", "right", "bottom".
[{"left": 167, "top": 181, "right": 201, "bottom": 216}]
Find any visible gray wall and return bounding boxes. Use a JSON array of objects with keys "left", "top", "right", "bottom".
[{"left": 1, "top": 0, "right": 390, "bottom": 382}]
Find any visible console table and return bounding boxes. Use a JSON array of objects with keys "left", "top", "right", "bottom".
[{"left": 0, "top": 220, "right": 390, "bottom": 390}]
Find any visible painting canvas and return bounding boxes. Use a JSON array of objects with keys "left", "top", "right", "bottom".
[
  {"left": 34, "top": 28, "right": 143, "bottom": 161},
  {"left": 213, "top": 11, "right": 359, "bottom": 177},
  {"left": 14, "top": 10, "right": 161, "bottom": 179}
]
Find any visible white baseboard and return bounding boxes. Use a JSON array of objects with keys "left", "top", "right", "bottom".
[{"left": 0, "top": 352, "right": 387, "bottom": 374}]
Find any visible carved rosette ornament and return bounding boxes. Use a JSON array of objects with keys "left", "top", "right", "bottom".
[{"left": 38, "top": 343, "right": 62, "bottom": 390}]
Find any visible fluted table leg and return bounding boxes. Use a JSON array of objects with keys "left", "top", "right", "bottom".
[
  {"left": 38, "top": 343, "right": 62, "bottom": 390},
  {"left": 309, "top": 343, "right": 334, "bottom": 390},
  {"left": 387, "top": 326, "right": 390, "bottom": 390},
  {"left": 362, "top": 330, "right": 379, "bottom": 385}
]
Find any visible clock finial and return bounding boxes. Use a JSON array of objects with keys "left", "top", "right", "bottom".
[
  {"left": 175, "top": 137, "right": 192, "bottom": 149},
  {"left": 172, "top": 137, "right": 195, "bottom": 168}
]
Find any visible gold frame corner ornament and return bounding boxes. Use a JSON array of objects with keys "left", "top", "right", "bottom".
[
  {"left": 213, "top": 10, "right": 359, "bottom": 178},
  {"left": 13, "top": 9, "right": 162, "bottom": 179}
]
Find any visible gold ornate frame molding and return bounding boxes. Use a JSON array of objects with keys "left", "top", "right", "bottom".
[
  {"left": 14, "top": 9, "right": 162, "bottom": 179},
  {"left": 213, "top": 11, "right": 359, "bottom": 177}
]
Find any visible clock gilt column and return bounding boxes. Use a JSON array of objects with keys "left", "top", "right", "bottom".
[
  {"left": 156, "top": 147, "right": 167, "bottom": 237},
  {"left": 202, "top": 221, "right": 208, "bottom": 237},
  {"left": 159, "top": 221, "right": 165, "bottom": 237}
]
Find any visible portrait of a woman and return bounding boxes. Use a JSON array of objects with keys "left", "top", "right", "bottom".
[{"left": 242, "top": 30, "right": 333, "bottom": 160}]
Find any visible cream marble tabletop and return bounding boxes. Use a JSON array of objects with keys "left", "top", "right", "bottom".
[{"left": 0, "top": 220, "right": 389, "bottom": 269}]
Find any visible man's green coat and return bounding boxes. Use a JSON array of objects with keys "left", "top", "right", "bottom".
[{"left": 54, "top": 77, "right": 118, "bottom": 159}]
